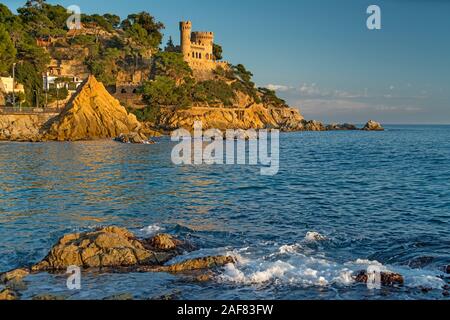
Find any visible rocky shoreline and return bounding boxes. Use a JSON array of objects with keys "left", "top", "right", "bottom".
[
  {"left": 3, "top": 225, "right": 446, "bottom": 301},
  {"left": 0, "top": 226, "right": 235, "bottom": 300},
  {"left": 0, "top": 76, "right": 384, "bottom": 143}
]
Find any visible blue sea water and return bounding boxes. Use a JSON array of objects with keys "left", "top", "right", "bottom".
[{"left": 0, "top": 125, "right": 449, "bottom": 300}]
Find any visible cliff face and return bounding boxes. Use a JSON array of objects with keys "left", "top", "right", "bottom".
[
  {"left": 43, "top": 76, "right": 145, "bottom": 141},
  {"left": 156, "top": 104, "right": 304, "bottom": 132},
  {"left": 0, "top": 114, "right": 57, "bottom": 142}
]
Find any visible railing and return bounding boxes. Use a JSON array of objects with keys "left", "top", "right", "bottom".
[{"left": 0, "top": 106, "right": 62, "bottom": 115}]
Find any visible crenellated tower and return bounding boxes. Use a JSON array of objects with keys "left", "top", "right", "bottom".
[
  {"left": 178, "top": 21, "right": 229, "bottom": 79},
  {"left": 179, "top": 21, "right": 192, "bottom": 59}
]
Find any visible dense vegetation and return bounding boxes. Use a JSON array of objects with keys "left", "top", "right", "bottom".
[
  {"left": 0, "top": 0, "right": 163, "bottom": 107},
  {"left": 1, "top": 0, "right": 288, "bottom": 113},
  {"left": 135, "top": 52, "right": 288, "bottom": 122}
]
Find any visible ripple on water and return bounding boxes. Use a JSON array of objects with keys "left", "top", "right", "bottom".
[{"left": 1, "top": 126, "right": 450, "bottom": 299}]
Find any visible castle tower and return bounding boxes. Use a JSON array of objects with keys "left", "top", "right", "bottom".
[
  {"left": 179, "top": 21, "right": 192, "bottom": 59},
  {"left": 191, "top": 32, "right": 214, "bottom": 60}
]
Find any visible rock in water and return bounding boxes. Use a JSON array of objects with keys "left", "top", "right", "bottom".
[
  {"left": 326, "top": 123, "right": 358, "bottom": 131},
  {"left": 302, "top": 120, "right": 326, "bottom": 131},
  {"left": 114, "top": 133, "right": 155, "bottom": 144},
  {"left": 362, "top": 120, "right": 384, "bottom": 131},
  {"left": 161, "top": 256, "right": 235, "bottom": 273},
  {"left": 31, "top": 227, "right": 179, "bottom": 271},
  {"left": 148, "top": 234, "right": 181, "bottom": 250},
  {"left": 0, "top": 268, "right": 30, "bottom": 285},
  {"left": 445, "top": 265, "right": 450, "bottom": 274},
  {"left": 139, "top": 256, "right": 235, "bottom": 273},
  {"left": 305, "top": 231, "right": 327, "bottom": 242},
  {"left": 0, "top": 288, "right": 20, "bottom": 300},
  {"left": 43, "top": 75, "right": 145, "bottom": 141},
  {"left": 354, "top": 270, "right": 404, "bottom": 286}
]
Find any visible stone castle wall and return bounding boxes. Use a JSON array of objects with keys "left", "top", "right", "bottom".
[{"left": 179, "top": 21, "right": 230, "bottom": 76}]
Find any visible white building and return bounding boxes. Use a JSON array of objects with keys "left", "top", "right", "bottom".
[
  {"left": 0, "top": 77, "right": 25, "bottom": 94},
  {"left": 43, "top": 73, "right": 84, "bottom": 91}
]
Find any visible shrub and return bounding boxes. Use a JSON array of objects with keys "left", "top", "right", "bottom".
[
  {"left": 258, "top": 87, "right": 287, "bottom": 107},
  {"left": 152, "top": 52, "right": 192, "bottom": 80},
  {"left": 132, "top": 105, "right": 161, "bottom": 123},
  {"left": 192, "top": 80, "right": 235, "bottom": 106}
]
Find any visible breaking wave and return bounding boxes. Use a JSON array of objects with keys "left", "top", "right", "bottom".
[
  {"left": 216, "top": 238, "right": 446, "bottom": 290},
  {"left": 138, "top": 224, "right": 165, "bottom": 237}
]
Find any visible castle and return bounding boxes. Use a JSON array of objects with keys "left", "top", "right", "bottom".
[{"left": 179, "top": 21, "right": 229, "bottom": 76}]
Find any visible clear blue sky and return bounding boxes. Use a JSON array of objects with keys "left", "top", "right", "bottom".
[{"left": 3, "top": 0, "right": 450, "bottom": 124}]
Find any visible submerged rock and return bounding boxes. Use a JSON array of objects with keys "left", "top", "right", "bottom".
[
  {"left": 149, "top": 290, "right": 182, "bottom": 300},
  {"left": 0, "top": 268, "right": 30, "bottom": 285},
  {"left": 326, "top": 123, "right": 358, "bottom": 131},
  {"left": 407, "top": 256, "right": 434, "bottom": 269},
  {"left": 32, "top": 294, "right": 66, "bottom": 300},
  {"left": 354, "top": 270, "right": 404, "bottom": 286},
  {"left": 362, "top": 120, "right": 384, "bottom": 131},
  {"left": 445, "top": 265, "right": 450, "bottom": 274},
  {"left": 31, "top": 227, "right": 178, "bottom": 271},
  {"left": 138, "top": 256, "right": 235, "bottom": 273},
  {"left": 158, "top": 256, "right": 235, "bottom": 273},
  {"left": 305, "top": 231, "right": 327, "bottom": 242},
  {"left": 103, "top": 293, "right": 134, "bottom": 300},
  {"left": 114, "top": 133, "right": 155, "bottom": 144},
  {"left": 0, "top": 288, "right": 20, "bottom": 300}
]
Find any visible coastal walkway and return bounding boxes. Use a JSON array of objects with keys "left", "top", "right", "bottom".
[{"left": 0, "top": 107, "right": 62, "bottom": 115}]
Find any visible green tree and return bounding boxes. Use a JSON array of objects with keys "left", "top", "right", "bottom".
[
  {"left": 192, "top": 80, "right": 235, "bottom": 106},
  {"left": 17, "top": 1, "right": 67, "bottom": 37},
  {"left": 121, "top": 12, "right": 164, "bottom": 50},
  {"left": 0, "top": 24, "right": 16, "bottom": 75},
  {"left": 153, "top": 52, "right": 192, "bottom": 80},
  {"left": 85, "top": 47, "right": 121, "bottom": 86},
  {"left": 25, "top": 0, "right": 46, "bottom": 8},
  {"left": 82, "top": 14, "right": 114, "bottom": 32},
  {"left": 103, "top": 14, "right": 121, "bottom": 29},
  {"left": 231, "top": 64, "right": 260, "bottom": 103},
  {"left": 0, "top": 4, "right": 14, "bottom": 24},
  {"left": 141, "top": 76, "right": 178, "bottom": 106},
  {"left": 233, "top": 64, "right": 253, "bottom": 83},
  {"left": 213, "top": 43, "right": 223, "bottom": 60},
  {"left": 15, "top": 61, "right": 44, "bottom": 108},
  {"left": 164, "top": 36, "right": 177, "bottom": 52},
  {"left": 258, "top": 87, "right": 287, "bottom": 107}
]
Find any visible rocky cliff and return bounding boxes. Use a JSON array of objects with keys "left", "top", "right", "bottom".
[
  {"left": 43, "top": 76, "right": 146, "bottom": 141},
  {"left": 156, "top": 104, "right": 305, "bottom": 132},
  {"left": 0, "top": 113, "right": 57, "bottom": 142}
]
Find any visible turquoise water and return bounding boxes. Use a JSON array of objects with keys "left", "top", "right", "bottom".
[{"left": 0, "top": 125, "right": 449, "bottom": 300}]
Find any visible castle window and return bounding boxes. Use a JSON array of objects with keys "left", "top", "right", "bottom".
[
  {"left": 199, "top": 53, "right": 202, "bottom": 59},
  {"left": 121, "top": 88, "right": 127, "bottom": 94},
  {"left": 132, "top": 89, "right": 137, "bottom": 94}
]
